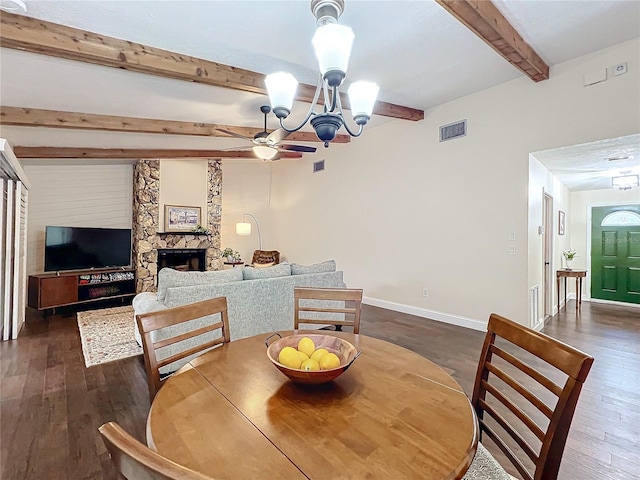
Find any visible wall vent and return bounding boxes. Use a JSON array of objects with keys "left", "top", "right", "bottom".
[
  {"left": 313, "top": 160, "right": 325, "bottom": 173},
  {"left": 439, "top": 120, "right": 467, "bottom": 142}
]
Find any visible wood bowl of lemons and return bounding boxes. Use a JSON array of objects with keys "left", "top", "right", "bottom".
[{"left": 266, "top": 334, "right": 360, "bottom": 384}]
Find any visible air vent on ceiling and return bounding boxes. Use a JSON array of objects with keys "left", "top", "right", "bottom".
[
  {"left": 313, "top": 160, "right": 325, "bottom": 173},
  {"left": 606, "top": 156, "right": 630, "bottom": 162},
  {"left": 439, "top": 120, "right": 467, "bottom": 142}
]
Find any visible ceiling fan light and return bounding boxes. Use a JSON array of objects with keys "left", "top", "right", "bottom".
[
  {"left": 253, "top": 145, "right": 278, "bottom": 160},
  {"left": 611, "top": 174, "right": 639, "bottom": 190},
  {"left": 312, "top": 23, "right": 353, "bottom": 86},
  {"left": 348, "top": 81, "right": 379, "bottom": 121},
  {"left": 265, "top": 72, "right": 298, "bottom": 118}
]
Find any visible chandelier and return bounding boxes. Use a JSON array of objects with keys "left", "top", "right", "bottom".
[{"left": 265, "top": 0, "right": 379, "bottom": 147}]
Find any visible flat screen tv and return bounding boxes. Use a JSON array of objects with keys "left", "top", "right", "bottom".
[{"left": 44, "top": 226, "right": 132, "bottom": 272}]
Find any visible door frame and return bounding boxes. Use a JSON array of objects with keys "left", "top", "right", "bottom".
[
  {"left": 543, "top": 192, "right": 554, "bottom": 320},
  {"left": 587, "top": 201, "right": 640, "bottom": 307}
]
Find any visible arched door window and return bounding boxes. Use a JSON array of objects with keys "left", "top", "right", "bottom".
[{"left": 601, "top": 210, "right": 640, "bottom": 226}]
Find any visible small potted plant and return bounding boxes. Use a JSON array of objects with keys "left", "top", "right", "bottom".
[
  {"left": 562, "top": 249, "right": 576, "bottom": 270},
  {"left": 222, "top": 247, "right": 236, "bottom": 263},
  {"left": 192, "top": 224, "right": 210, "bottom": 234}
]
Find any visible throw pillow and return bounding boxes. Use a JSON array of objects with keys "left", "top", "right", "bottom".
[
  {"left": 253, "top": 262, "right": 275, "bottom": 269},
  {"left": 290, "top": 260, "right": 336, "bottom": 275},
  {"left": 243, "top": 262, "right": 291, "bottom": 280},
  {"left": 157, "top": 267, "right": 243, "bottom": 302}
]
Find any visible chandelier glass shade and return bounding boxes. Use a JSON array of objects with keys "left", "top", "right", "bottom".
[{"left": 265, "top": 0, "right": 379, "bottom": 146}]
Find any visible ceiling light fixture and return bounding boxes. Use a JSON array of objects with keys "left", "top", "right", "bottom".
[
  {"left": 611, "top": 174, "right": 639, "bottom": 190},
  {"left": 0, "top": 0, "right": 27, "bottom": 13},
  {"left": 252, "top": 145, "right": 278, "bottom": 161},
  {"left": 265, "top": 0, "right": 379, "bottom": 147}
]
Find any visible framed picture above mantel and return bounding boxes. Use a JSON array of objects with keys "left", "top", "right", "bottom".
[{"left": 164, "top": 205, "right": 201, "bottom": 233}]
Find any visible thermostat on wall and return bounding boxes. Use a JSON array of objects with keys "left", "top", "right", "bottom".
[{"left": 613, "top": 62, "right": 628, "bottom": 76}]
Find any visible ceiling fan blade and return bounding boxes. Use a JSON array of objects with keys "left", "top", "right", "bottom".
[
  {"left": 265, "top": 128, "right": 290, "bottom": 144},
  {"left": 279, "top": 144, "right": 317, "bottom": 153},
  {"left": 215, "top": 128, "right": 254, "bottom": 141}
]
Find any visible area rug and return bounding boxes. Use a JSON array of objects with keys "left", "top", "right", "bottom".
[{"left": 77, "top": 305, "right": 143, "bottom": 368}]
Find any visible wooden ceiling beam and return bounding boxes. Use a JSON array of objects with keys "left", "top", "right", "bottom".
[
  {"left": 0, "top": 106, "right": 350, "bottom": 143},
  {"left": 12, "top": 147, "right": 302, "bottom": 159},
  {"left": 435, "top": 0, "right": 549, "bottom": 82},
  {"left": 0, "top": 12, "right": 424, "bottom": 121}
]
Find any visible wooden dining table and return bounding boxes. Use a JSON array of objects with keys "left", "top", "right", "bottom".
[{"left": 146, "top": 331, "right": 479, "bottom": 479}]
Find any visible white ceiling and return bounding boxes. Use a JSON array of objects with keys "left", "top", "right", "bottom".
[
  {"left": 532, "top": 134, "right": 640, "bottom": 192},
  {"left": 1, "top": 0, "right": 639, "bottom": 190}
]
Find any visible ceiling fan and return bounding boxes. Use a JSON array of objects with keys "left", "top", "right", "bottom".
[{"left": 216, "top": 106, "right": 317, "bottom": 161}]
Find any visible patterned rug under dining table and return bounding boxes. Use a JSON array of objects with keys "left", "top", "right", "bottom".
[{"left": 146, "top": 331, "right": 479, "bottom": 479}]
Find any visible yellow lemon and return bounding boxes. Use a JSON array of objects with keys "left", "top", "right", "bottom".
[
  {"left": 301, "top": 358, "right": 320, "bottom": 371},
  {"left": 319, "top": 352, "right": 341, "bottom": 370},
  {"left": 310, "top": 348, "right": 329, "bottom": 362},
  {"left": 297, "top": 351, "right": 309, "bottom": 362},
  {"left": 278, "top": 346, "right": 302, "bottom": 369},
  {"left": 297, "top": 337, "right": 316, "bottom": 357}
]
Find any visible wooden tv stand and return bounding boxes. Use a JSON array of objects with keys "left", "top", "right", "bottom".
[{"left": 28, "top": 267, "right": 136, "bottom": 311}]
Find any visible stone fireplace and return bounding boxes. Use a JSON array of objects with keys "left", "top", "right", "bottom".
[{"left": 132, "top": 159, "right": 223, "bottom": 292}]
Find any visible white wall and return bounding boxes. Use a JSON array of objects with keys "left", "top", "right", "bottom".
[
  {"left": 260, "top": 39, "right": 639, "bottom": 330},
  {"left": 220, "top": 159, "right": 278, "bottom": 263},
  {"left": 23, "top": 162, "right": 133, "bottom": 274},
  {"left": 159, "top": 160, "right": 208, "bottom": 232}
]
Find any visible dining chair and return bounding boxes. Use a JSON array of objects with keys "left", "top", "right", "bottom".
[
  {"left": 98, "top": 421, "right": 213, "bottom": 480},
  {"left": 136, "top": 296, "right": 230, "bottom": 401},
  {"left": 294, "top": 286, "right": 363, "bottom": 333},
  {"left": 251, "top": 249, "right": 280, "bottom": 267},
  {"left": 463, "top": 313, "right": 594, "bottom": 480}
]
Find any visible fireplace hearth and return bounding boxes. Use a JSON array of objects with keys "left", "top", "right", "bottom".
[{"left": 158, "top": 248, "right": 207, "bottom": 272}]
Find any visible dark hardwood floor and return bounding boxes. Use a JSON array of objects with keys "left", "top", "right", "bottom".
[{"left": 1, "top": 300, "right": 638, "bottom": 479}]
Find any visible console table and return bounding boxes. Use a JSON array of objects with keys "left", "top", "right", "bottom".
[{"left": 557, "top": 269, "right": 587, "bottom": 311}]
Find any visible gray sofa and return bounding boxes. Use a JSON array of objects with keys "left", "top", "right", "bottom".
[{"left": 132, "top": 260, "right": 346, "bottom": 371}]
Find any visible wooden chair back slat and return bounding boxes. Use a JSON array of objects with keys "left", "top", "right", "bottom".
[
  {"left": 478, "top": 399, "right": 539, "bottom": 462},
  {"left": 471, "top": 313, "right": 594, "bottom": 480},
  {"left": 156, "top": 337, "right": 227, "bottom": 370},
  {"left": 136, "top": 297, "right": 230, "bottom": 401},
  {"left": 481, "top": 380, "right": 546, "bottom": 442},
  {"left": 293, "top": 287, "right": 363, "bottom": 334},
  {"left": 98, "top": 422, "right": 213, "bottom": 480},
  {"left": 152, "top": 321, "right": 225, "bottom": 350},
  {"left": 486, "top": 362, "right": 554, "bottom": 419},
  {"left": 490, "top": 344, "right": 564, "bottom": 397},
  {"left": 298, "top": 306, "right": 356, "bottom": 315},
  {"left": 138, "top": 297, "right": 228, "bottom": 332},
  {"left": 481, "top": 422, "right": 534, "bottom": 480},
  {"left": 488, "top": 315, "right": 592, "bottom": 379}
]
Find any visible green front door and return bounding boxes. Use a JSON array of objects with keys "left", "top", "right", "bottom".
[{"left": 591, "top": 205, "right": 640, "bottom": 304}]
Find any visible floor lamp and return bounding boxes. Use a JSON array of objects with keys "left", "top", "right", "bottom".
[{"left": 236, "top": 213, "right": 262, "bottom": 250}]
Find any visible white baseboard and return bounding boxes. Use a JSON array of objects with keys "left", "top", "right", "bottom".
[{"left": 362, "top": 296, "right": 487, "bottom": 332}]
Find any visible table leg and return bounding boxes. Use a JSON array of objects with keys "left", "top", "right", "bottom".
[
  {"left": 557, "top": 276, "right": 560, "bottom": 313},
  {"left": 576, "top": 277, "right": 583, "bottom": 310},
  {"left": 564, "top": 278, "right": 567, "bottom": 310}
]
